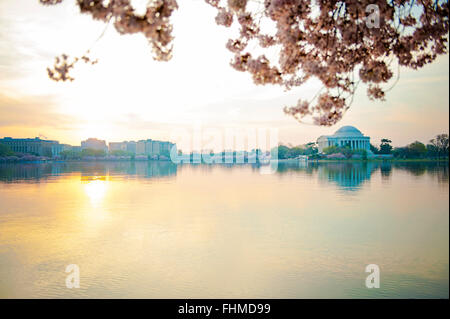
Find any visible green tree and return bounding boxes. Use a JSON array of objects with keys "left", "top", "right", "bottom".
[
  {"left": 323, "top": 145, "right": 340, "bottom": 155},
  {"left": 0, "top": 144, "right": 14, "bottom": 156},
  {"left": 272, "top": 145, "right": 291, "bottom": 159},
  {"left": 110, "top": 150, "right": 133, "bottom": 156},
  {"left": 426, "top": 144, "right": 439, "bottom": 158},
  {"left": 304, "top": 142, "right": 318, "bottom": 155},
  {"left": 289, "top": 146, "right": 304, "bottom": 158},
  {"left": 341, "top": 147, "right": 353, "bottom": 159},
  {"left": 407, "top": 141, "right": 427, "bottom": 158},
  {"left": 60, "top": 149, "right": 82, "bottom": 159},
  {"left": 393, "top": 147, "right": 408, "bottom": 159},
  {"left": 361, "top": 150, "right": 368, "bottom": 161},
  {"left": 81, "top": 148, "right": 106, "bottom": 157},
  {"left": 430, "top": 134, "right": 449, "bottom": 159},
  {"left": 370, "top": 144, "right": 379, "bottom": 154},
  {"left": 379, "top": 139, "right": 393, "bottom": 154}
]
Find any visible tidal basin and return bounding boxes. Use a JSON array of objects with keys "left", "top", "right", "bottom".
[{"left": 0, "top": 161, "right": 448, "bottom": 298}]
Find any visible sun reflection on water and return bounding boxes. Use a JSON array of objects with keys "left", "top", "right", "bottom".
[{"left": 82, "top": 176, "right": 108, "bottom": 207}]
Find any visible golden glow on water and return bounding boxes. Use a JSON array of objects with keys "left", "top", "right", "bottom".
[
  {"left": 83, "top": 177, "right": 108, "bottom": 207},
  {"left": 0, "top": 162, "right": 448, "bottom": 298}
]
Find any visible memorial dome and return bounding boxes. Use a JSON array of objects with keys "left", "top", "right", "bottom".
[{"left": 332, "top": 126, "right": 364, "bottom": 137}]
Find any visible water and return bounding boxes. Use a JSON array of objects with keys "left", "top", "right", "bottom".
[{"left": 0, "top": 161, "right": 448, "bottom": 298}]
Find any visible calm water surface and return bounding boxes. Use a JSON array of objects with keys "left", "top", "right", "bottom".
[{"left": 0, "top": 161, "right": 448, "bottom": 298}]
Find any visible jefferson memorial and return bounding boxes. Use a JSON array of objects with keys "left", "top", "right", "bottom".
[{"left": 317, "top": 126, "right": 371, "bottom": 153}]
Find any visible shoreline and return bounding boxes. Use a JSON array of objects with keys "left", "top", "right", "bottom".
[
  {"left": 0, "top": 158, "right": 448, "bottom": 164},
  {"left": 314, "top": 158, "right": 449, "bottom": 163}
]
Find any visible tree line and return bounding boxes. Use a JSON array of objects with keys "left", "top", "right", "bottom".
[
  {"left": 271, "top": 143, "right": 318, "bottom": 159},
  {"left": 371, "top": 134, "right": 449, "bottom": 159},
  {"left": 271, "top": 133, "right": 449, "bottom": 160}
]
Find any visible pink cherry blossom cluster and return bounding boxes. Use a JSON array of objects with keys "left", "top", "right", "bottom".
[
  {"left": 41, "top": 0, "right": 448, "bottom": 126},
  {"left": 43, "top": 0, "right": 178, "bottom": 82},
  {"left": 367, "top": 85, "right": 386, "bottom": 101},
  {"left": 205, "top": 0, "right": 448, "bottom": 125},
  {"left": 47, "top": 53, "right": 97, "bottom": 82}
]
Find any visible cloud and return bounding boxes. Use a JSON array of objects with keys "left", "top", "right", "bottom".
[{"left": 0, "top": 93, "right": 78, "bottom": 130}]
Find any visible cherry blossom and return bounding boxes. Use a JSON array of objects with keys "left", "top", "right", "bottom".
[{"left": 41, "top": 0, "right": 449, "bottom": 126}]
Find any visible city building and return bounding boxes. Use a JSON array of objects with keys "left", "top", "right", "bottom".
[
  {"left": 135, "top": 139, "right": 175, "bottom": 157},
  {"left": 0, "top": 137, "right": 62, "bottom": 157},
  {"left": 160, "top": 141, "right": 175, "bottom": 157},
  {"left": 136, "top": 139, "right": 149, "bottom": 155},
  {"left": 61, "top": 144, "right": 72, "bottom": 151},
  {"left": 146, "top": 140, "right": 155, "bottom": 156},
  {"left": 317, "top": 126, "right": 371, "bottom": 153},
  {"left": 61, "top": 144, "right": 81, "bottom": 152},
  {"left": 109, "top": 142, "right": 127, "bottom": 152},
  {"left": 152, "top": 140, "right": 160, "bottom": 156},
  {"left": 126, "top": 141, "right": 137, "bottom": 154},
  {"left": 1, "top": 135, "right": 176, "bottom": 159},
  {"left": 109, "top": 141, "right": 138, "bottom": 154},
  {"left": 81, "top": 138, "right": 108, "bottom": 152}
]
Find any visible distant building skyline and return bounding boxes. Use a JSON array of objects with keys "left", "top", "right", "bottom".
[
  {"left": 0, "top": 136, "right": 177, "bottom": 158},
  {"left": 2, "top": 126, "right": 448, "bottom": 156},
  {"left": 0, "top": 137, "right": 62, "bottom": 157}
]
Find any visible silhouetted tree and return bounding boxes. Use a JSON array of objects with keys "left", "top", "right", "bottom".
[
  {"left": 379, "top": 138, "right": 393, "bottom": 154},
  {"left": 0, "top": 144, "right": 14, "bottom": 156},
  {"left": 407, "top": 141, "right": 427, "bottom": 158},
  {"left": 370, "top": 143, "right": 379, "bottom": 154},
  {"left": 430, "top": 134, "right": 449, "bottom": 159}
]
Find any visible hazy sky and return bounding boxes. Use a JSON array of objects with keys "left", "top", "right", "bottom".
[{"left": 0, "top": 0, "right": 448, "bottom": 150}]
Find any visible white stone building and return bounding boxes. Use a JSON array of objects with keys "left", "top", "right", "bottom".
[
  {"left": 109, "top": 142, "right": 127, "bottom": 152},
  {"left": 81, "top": 138, "right": 108, "bottom": 152},
  {"left": 317, "top": 126, "right": 371, "bottom": 153}
]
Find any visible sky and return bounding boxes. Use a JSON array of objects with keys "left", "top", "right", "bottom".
[{"left": 0, "top": 0, "right": 449, "bottom": 151}]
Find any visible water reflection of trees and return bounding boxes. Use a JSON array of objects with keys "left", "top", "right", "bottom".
[
  {"left": 380, "top": 162, "right": 392, "bottom": 180},
  {"left": 276, "top": 161, "right": 448, "bottom": 191},
  {"left": 393, "top": 161, "right": 448, "bottom": 183},
  {"left": 0, "top": 161, "right": 178, "bottom": 182}
]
